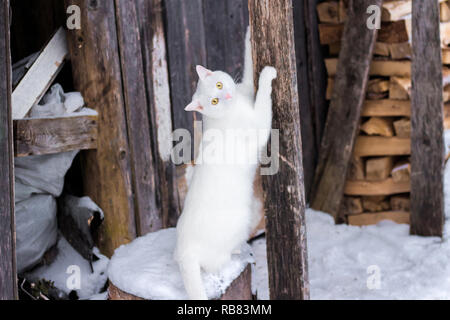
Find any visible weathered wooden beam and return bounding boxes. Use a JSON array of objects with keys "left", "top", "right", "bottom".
[
  {"left": 0, "top": 0, "right": 17, "bottom": 300},
  {"left": 164, "top": 0, "right": 206, "bottom": 145},
  {"left": 114, "top": 0, "right": 162, "bottom": 234},
  {"left": 249, "top": 0, "right": 309, "bottom": 300},
  {"left": 354, "top": 136, "right": 411, "bottom": 157},
  {"left": 344, "top": 178, "right": 410, "bottom": 196},
  {"left": 65, "top": 0, "right": 137, "bottom": 256},
  {"left": 134, "top": 0, "right": 180, "bottom": 228},
  {"left": 311, "top": 0, "right": 382, "bottom": 219},
  {"left": 410, "top": 0, "right": 445, "bottom": 237},
  {"left": 13, "top": 115, "right": 98, "bottom": 157}
]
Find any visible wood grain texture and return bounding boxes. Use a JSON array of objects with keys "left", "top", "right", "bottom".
[
  {"left": 345, "top": 178, "right": 410, "bottom": 196},
  {"left": 135, "top": 0, "right": 180, "bottom": 228},
  {"left": 65, "top": 0, "right": 137, "bottom": 256},
  {"left": 249, "top": 0, "right": 309, "bottom": 300},
  {"left": 410, "top": 0, "right": 445, "bottom": 237},
  {"left": 164, "top": 0, "right": 206, "bottom": 145},
  {"left": 14, "top": 115, "right": 98, "bottom": 157},
  {"left": 348, "top": 211, "right": 410, "bottom": 226},
  {"left": 114, "top": 0, "right": 161, "bottom": 235},
  {"left": 354, "top": 136, "right": 411, "bottom": 156},
  {"left": 108, "top": 264, "right": 252, "bottom": 300},
  {"left": 311, "top": 0, "right": 382, "bottom": 219},
  {"left": 0, "top": 0, "right": 17, "bottom": 300},
  {"left": 362, "top": 99, "right": 411, "bottom": 117}
]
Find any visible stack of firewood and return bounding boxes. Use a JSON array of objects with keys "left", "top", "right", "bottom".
[{"left": 318, "top": 0, "right": 450, "bottom": 226}]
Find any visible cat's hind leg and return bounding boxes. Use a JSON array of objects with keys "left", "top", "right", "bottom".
[{"left": 177, "top": 255, "right": 208, "bottom": 300}]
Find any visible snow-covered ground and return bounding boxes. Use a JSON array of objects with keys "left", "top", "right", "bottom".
[{"left": 252, "top": 134, "right": 450, "bottom": 300}]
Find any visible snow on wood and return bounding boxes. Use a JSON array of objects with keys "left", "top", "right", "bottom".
[
  {"left": 107, "top": 228, "right": 253, "bottom": 300},
  {"left": 12, "top": 27, "right": 68, "bottom": 119}
]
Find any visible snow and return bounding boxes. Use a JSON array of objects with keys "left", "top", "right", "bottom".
[
  {"left": 108, "top": 228, "right": 254, "bottom": 300},
  {"left": 26, "top": 236, "right": 109, "bottom": 300},
  {"left": 252, "top": 136, "right": 450, "bottom": 300}
]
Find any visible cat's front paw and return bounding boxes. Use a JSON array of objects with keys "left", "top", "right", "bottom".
[{"left": 261, "top": 66, "right": 277, "bottom": 82}]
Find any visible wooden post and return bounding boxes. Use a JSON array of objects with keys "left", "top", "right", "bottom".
[
  {"left": 410, "top": 1, "right": 445, "bottom": 237},
  {"left": 65, "top": 0, "right": 137, "bottom": 256},
  {"left": 249, "top": 0, "right": 309, "bottom": 299},
  {"left": 0, "top": 0, "right": 18, "bottom": 300},
  {"left": 311, "top": 0, "right": 381, "bottom": 221}
]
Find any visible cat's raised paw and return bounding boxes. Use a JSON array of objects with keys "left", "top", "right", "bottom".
[{"left": 261, "top": 66, "right": 277, "bottom": 81}]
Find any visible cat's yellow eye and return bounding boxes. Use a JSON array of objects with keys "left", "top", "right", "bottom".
[
  {"left": 211, "top": 98, "right": 219, "bottom": 105},
  {"left": 216, "top": 82, "right": 223, "bottom": 89}
]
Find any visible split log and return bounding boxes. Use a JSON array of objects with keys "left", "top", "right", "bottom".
[
  {"left": 393, "top": 118, "right": 411, "bottom": 138},
  {"left": 316, "top": 1, "right": 340, "bottom": 24},
  {"left": 340, "top": 196, "right": 363, "bottom": 215},
  {"left": 389, "top": 77, "right": 410, "bottom": 100},
  {"left": 347, "top": 156, "right": 365, "bottom": 180},
  {"left": 325, "top": 58, "right": 411, "bottom": 77},
  {"left": 327, "top": 78, "right": 389, "bottom": 100},
  {"left": 65, "top": 0, "right": 138, "bottom": 256},
  {"left": 390, "top": 195, "right": 410, "bottom": 212},
  {"left": 354, "top": 136, "right": 411, "bottom": 156},
  {"left": 249, "top": 0, "right": 309, "bottom": 300},
  {"left": 366, "top": 157, "right": 394, "bottom": 181},
  {"left": 360, "top": 117, "right": 394, "bottom": 137},
  {"left": 13, "top": 115, "right": 98, "bottom": 157},
  {"left": 0, "top": 0, "right": 17, "bottom": 300},
  {"left": 348, "top": 211, "right": 410, "bottom": 226},
  {"left": 362, "top": 196, "right": 391, "bottom": 213},
  {"left": 410, "top": 0, "right": 445, "bottom": 237},
  {"left": 443, "top": 47, "right": 450, "bottom": 64},
  {"left": 374, "top": 42, "right": 390, "bottom": 57},
  {"left": 362, "top": 100, "right": 411, "bottom": 117},
  {"left": 367, "top": 78, "right": 390, "bottom": 93},
  {"left": 344, "top": 178, "right": 410, "bottom": 196},
  {"left": 311, "top": 0, "right": 382, "bottom": 219},
  {"left": 388, "top": 42, "right": 412, "bottom": 60},
  {"left": 441, "top": 1, "right": 450, "bottom": 22},
  {"left": 109, "top": 265, "right": 253, "bottom": 300},
  {"left": 391, "top": 162, "right": 410, "bottom": 183}
]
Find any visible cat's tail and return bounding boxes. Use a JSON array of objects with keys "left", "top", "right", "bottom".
[{"left": 177, "top": 255, "right": 208, "bottom": 300}]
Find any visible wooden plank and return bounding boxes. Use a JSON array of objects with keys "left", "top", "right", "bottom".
[
  {"left": 0, "top": 0, "right": 17, "bottom": 300},
  {"left": 12, "top": 27, "right": 68, "bottom": 119},
  {"left": 410, "top": 0, "right": 445, "bottom": 237},
  {"left": 348, "top": 211, "right": 410, "bottom": 226},
  {"left": 325, "top": 58, "right": 411, "bottom": 77},
  {"left": 114, "top": 0, "right": 163, "bottom": 234},
  {"left": 362, "top": 100, "right": 411, "bottom": 117},
  {"left": 311, "top": 0, "right": 382, "bottom": 219},
  {"left": 249, "top": 0, "right": 309, "bottom": 300},
  {"left": 65, "top": 0, "right": 137, "bottom": 256},
  {"left": 165, "top": 0, "right": 206, "bottom": 146},
  {"left": 344, "top": 178, "right": 410, "bottom": 196},
  {"left": 293, "top": 0, "right": 318, "bottom": 201},
  {"left": 354, "top": 136, "right": 411, "bottom": 156},
  {"left": 135, "top": 0, "right": 180, "bottom": 228},
  {"left": 13, "top": 115, "right": 98, "bottom": 157}
]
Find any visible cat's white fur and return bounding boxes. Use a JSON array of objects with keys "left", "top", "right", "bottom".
[{"left": 174, "top": 29, "right": 277, "bottom": 300}]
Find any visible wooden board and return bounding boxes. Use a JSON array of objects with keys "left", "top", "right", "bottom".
[
  {"left": 11, "top": 27, "right": 68, "bottom": 119},
  {"left": 362, "top": 100, "right": 411, "bottom": 117},
  {"left": 345, "top": 178, "right": 410, "bottom": 196},
  {"left": 354, "top": 136, "right": 410, "bottom": 156},
  {"left": 410, "top": 0, "right": 445, "bottom": 237},
  {"left": 165, "top": 0, "right": 206, "bottom": 149},
  {"left": 0, "top": 0, "right": 17, "bottom": 300},
  {"left": 135, "top": 0, "right": 180, "bottom": 228},
  {"left": 65, "top": 0, "right": 137, "bottom": 256},
  {"left": 311, "top": 0, "right": 382, "bottom": 220},
  {"left": 13, "top": 115, "right": 98, "bottom": 157},
  {"left": 108, "top": 264, "right": 253, "bottom": 300},
  {"left": 348, "top": 211, "right": 410, "bottom": 226},
  {"left": 325, "top": 58, "right": 411, "bottom": 77},
  {"left": 249, "top": 0, "right": 309, "bottom": 300}
]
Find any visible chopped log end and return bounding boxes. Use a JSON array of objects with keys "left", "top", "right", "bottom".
[
  {"left": 108, "top": 264, "right": 253, "bottom": 300},
  {"left": 366, "top": 156, "right": 393, "bottom": 181},
  {"left": 360, "top": 117, "right": 394, "bottom": 137}
]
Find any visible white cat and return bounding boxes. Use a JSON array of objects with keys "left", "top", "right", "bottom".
[{"left": 174, "top": 29, "right": 277, "bottom": 300}]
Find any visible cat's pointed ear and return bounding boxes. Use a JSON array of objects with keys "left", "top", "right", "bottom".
[
  {"left": 185, "top": 100, "right": 203, "bottom": 112},
  {"left": 196, "top": 65, "right": 213, "bottom": 81}
]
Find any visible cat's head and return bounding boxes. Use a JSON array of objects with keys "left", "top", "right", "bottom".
[{"left": 184, "top": 65, "right": 237, "bottom": 119}]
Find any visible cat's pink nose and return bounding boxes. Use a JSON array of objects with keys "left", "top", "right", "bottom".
[{"left": 225, "top": 93, "right": 232, "bottom": 100}]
